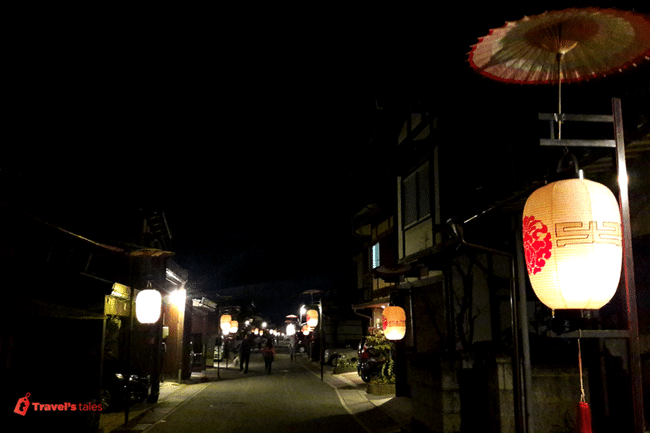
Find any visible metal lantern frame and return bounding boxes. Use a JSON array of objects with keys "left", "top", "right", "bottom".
[
  {"left": 441, "top": 98, "right": 643, "bottom": 432},
  {"left": 533, "top": 98, "right": 643, "bottom": 431}
]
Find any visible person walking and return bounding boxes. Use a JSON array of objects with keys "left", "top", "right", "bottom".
[
  {"left": 262, "top": 339, "right": 276, "bottom": 375},
  {"left": 239, "top": 334, "right": 252, "bottom": 374},
  {"left": 288, "top": 334, "right": 296, "bottom": 362}
]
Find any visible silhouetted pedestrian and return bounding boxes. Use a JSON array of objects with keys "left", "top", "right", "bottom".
[
  {"left": 239, "top": 334, "right": 252, "bottom": 374},
  {"left": 289, "top": 334, "right": 296, "bottom": 362},
  {"left": 262, "top": 339, "right": 276, "bottom": 375}
]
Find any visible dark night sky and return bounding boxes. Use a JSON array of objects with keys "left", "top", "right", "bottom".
[{"left": 5, "top": 3, "right": 649, "bottom": 324}]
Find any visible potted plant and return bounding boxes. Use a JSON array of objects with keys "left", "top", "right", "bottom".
[
  {"left": 332, "top": 357, "right": 358, "bottom": 374},
  {"left": 365, "top": 331, "right": 396, "bottom": 395}
]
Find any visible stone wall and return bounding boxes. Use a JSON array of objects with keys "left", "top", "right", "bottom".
[
  {"left": 408, "top": 355, "right": 460, "bottom": 433},
  {"left": 406, "top": 355, "right": 587, "bottom": 433}
]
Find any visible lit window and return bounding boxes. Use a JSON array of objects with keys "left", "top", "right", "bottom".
[{"left": 372, "top": 243, "right": 380, "bottom": 269}]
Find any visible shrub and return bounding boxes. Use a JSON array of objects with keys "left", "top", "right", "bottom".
[
  {"left": 370, "top": 359, "right": 396, "bottom": 385},
  {"left": 366, "top": 331, "right": 396, "bottom": 385},
  {"left": 336, "top": 357, "right": 357, "bottom": 369},
  {"left": 365, "top": 329, "right": 393, "bottom": 359}
]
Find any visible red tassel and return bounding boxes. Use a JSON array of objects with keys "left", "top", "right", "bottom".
[{"left": 575, "top": 401, "right": 592, "bottom": 433}]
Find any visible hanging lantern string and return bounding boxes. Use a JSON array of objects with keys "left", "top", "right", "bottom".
[{"left": 578, "top": 332, "right": 586, "bottom": 403}]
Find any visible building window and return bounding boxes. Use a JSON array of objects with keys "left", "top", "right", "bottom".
[
  {"left": 402, "top": 162, "right": 430, "bottom": 227},
  {"left": 371, "top": 243, "right": 380, "bottom": 269}
]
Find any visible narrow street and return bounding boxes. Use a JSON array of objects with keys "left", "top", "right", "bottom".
[{"left": 109, "top": 347, "right": 409, "bottom": 433}]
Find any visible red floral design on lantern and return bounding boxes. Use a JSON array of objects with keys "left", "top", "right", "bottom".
[
  {"left": 382, "top": 315, "right": 388, "bottom": 330},
  {"left": 523, "top": 215, "right": 552, "bottom": 275}
]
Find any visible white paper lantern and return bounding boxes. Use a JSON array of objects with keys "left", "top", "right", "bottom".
[
  {"left": 229, "top": 320, "right": 238, "bottom": 334},
  {"left": 286, "top": 323, "right": 296, "bottom": 336},
  {"left": 382, "top": 306, "right": 406, "bottom": 340},
  {"left": 523, "top": 179, "right": 622, "bottom": 310},
  {"left": 220, "top": 315, "right": 232, "bottom": 332},
  {"left": 306, "top": 310, "right": 319, "bottom": 327},
  {"left": 135, "top": 289, "right": 161, "bottom": 324}
]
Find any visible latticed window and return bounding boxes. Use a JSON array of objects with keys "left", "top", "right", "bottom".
[{"left": 402, "top": 162, "right": 430, "bottom": 227}]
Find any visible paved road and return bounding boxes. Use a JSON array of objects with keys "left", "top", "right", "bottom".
[{"left": 141, "top": 350, "right": 364, "bottom": 433}]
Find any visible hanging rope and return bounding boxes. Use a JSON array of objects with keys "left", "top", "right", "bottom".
[
  {"left": 578, "top": 337, "right": 586, "bottom": 403},
  {"left": 576, "top": 331, "right": 593, "bottom": 433}
]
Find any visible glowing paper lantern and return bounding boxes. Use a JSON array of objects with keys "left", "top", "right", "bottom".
[
  {"left": 220, "top": 315, "right": 232, "bottom": 332},
  {"left": 286, "top": 323, "right": 296, "bottom": 336},
  {"left": 306, "top": 309, "right": 319, "bottom": 327},
  {"left": 135, "top": 289, "right": 161, "bottom": 324},
  {"left": 229, "top": 320, "right": 238, "bottom": 334},
  {"left": 302, "top": 325, "right": 311, "bottom": 335},
  {"left": 523, "top": 179, "right": 622, "bottom": 310},
  {"left": 382, "top": 306, "right": 406, "bottom": 340}
]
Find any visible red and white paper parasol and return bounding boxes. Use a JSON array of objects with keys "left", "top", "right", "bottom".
[{"left": 468, "top": 7, "right": 650, "bottom": 137}]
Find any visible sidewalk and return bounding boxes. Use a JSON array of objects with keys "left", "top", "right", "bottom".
[
  {"left": 99, "top": 379, "right": 206, "bottom": 432},
  {"left": 100, "top": 365, "right": 240, "bottom": 433},
  {"left": 298, "top": 357, "right": 413, "bottom": 433}
]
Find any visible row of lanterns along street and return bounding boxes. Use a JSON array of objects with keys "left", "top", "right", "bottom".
[
  {"left": 134, "top": 173, "right": 623, "bottom": 333},
  {"left": 133, "top": 174, "right": 626, "bottom": 430},
  {"left": 379, "top": 177, "right": 624, "bottom": 334},
  {"left": 128, "top": 153, "right": 636, "bottom": 431}
]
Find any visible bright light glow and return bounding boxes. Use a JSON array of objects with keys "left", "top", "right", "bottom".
[
  {"left": 286, "top": 323, "right": 296, "bottom": 336},
  {"left": 618, "top": 171, "right": 629, "bottom": 190},
  {"left": 523, "top": 179, "right": 622, "bottom": 309},
  {"left": 382, "top": 306, "right": 406, "bottom": 340},
  {"left": 170, "top": 289, "right": 186, "bottom": 310},
  {"left": 262, "top": 322, "right": 267, "bottom": 329},
  {"left": 220, "top": 315, "right": 231, "bottom": 332},
  {"left": 136, "top": 289, "right": 162, "bottom": 324},
  {"left": 229, "top": 320, "right": 238, "bottom": 334},
  {"left": 306, "top": 310, "right": 318, "bottom": 327},
  {"left": 372, "top": 243, "right": 380, "bottom": 269}
]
